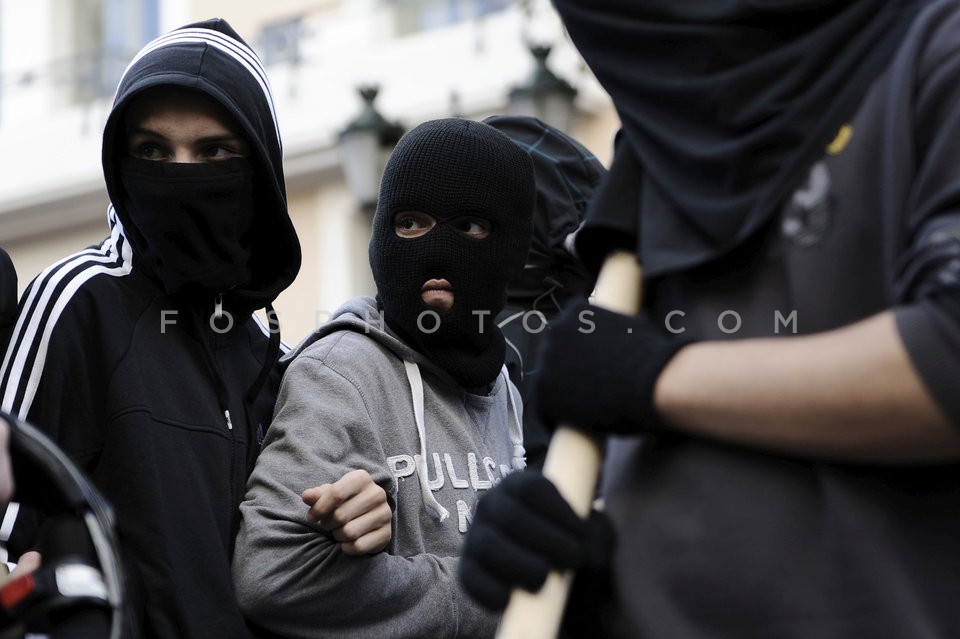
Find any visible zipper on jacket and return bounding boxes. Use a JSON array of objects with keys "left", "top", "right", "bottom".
[
  {"left": 192, "top": 296, "right": 241, "bottom": 534},
  {"left": 204, "top": 294, "right": 232, "bottom": 435}
]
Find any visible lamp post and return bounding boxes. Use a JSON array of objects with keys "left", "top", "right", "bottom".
[
  {"left": 508, "top": 44, "right": 578, "bottom": 133},
  {"left": 337, "top": 85, "right": 405, "bottom": 213}
]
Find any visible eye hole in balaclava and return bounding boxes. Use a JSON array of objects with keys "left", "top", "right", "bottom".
[
  {"left": 393, "top": 211, "right": 492, "bottom": 241},
  {"left": 369, "top": 118, "right": 536, "bottom": 389}
]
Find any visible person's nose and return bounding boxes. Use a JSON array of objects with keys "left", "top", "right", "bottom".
[{"left": 171, "top": 146, "right": 200, "bottom": 163}]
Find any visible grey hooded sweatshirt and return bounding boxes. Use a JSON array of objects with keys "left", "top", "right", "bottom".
[{"left": 233, "top": 296, "right": 525, "bottom": 638}]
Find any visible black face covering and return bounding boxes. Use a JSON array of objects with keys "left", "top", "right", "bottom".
[
  {"left": 553, "top": 0, "right": 923, "bottom": 278},
  {"left": 119, "top": 157, "right": 255, "bottom": 296},
  {"left": 369, "top": 118, "right": 535, "bottom": 389}
]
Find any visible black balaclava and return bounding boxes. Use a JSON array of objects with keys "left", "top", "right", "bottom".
[{"left": 369, "top": 118, "right": 535, "bottom": 389}]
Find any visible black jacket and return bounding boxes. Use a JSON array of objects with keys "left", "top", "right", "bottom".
[
  {"left": 0, "top": 18, "right": 300, "bottom": 639},
  {"left": 0, "top": 246, "right": 15, "bottom": 353}
]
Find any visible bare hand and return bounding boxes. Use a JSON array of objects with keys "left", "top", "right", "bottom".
[
  {"left": 9, "top": 550, "right": 41, "bottom": 580},
  {"left": 302, "top": 469, "right": 392, "bottom": 556}
]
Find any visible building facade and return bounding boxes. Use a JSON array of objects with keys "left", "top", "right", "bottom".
[{"left": 0, "top": 0, "right": 618, "bottom": 343}]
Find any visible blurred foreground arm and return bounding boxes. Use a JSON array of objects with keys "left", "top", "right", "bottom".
[
  {"left": 655, "top": 310, "right": 959, "bottom": 463},
  {"left": 536, "top": 302, "right": 959, "bottom": 463}
]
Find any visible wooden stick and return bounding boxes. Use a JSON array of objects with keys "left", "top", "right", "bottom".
[{"left": 496, "top": 249, "right": 643, "bottom": 639}]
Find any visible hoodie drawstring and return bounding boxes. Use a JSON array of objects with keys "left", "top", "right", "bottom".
[
  {"left": 403, "top": 361, "right": 450, "bottom": 522},
  {"left": 502, "top": 365, "right": 526, "bottom": 471},
  {"left": 402, "top": 361, "right": 526, "bottom": 523}
]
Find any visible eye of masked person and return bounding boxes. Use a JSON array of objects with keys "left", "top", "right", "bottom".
[
  {"left": 122, "top": 86, "right": 251, "bottom": 163},
  {"left": 393, "top": 211, "right": 491, "bottom": 240},
  {"left": 127, "top": 135, "right": 250, "bottom": 163}
]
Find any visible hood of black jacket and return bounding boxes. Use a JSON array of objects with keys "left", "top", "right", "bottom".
[
  {"left": 101, "top": 17, "right": 301, "bottom": 311},
  {"left": 483, "top": 115, "right": 606, "bottom": 309}
]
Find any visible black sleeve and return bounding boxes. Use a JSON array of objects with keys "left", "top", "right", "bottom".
[
  {"left": 0, "top": 247, "right": 17, "bottom": 355},
  {"left": 891, "top": 19, "right": 960, "bottom": 429},
  {"left": 1, "top": 278, "right": 113, "bottom": 558}
]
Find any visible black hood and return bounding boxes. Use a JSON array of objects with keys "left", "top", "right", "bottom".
[
  {"left": 101, "top": 18, "right": 300, "bottom": 310},
  {"left": 483, "top": 115, "right": 606, "bottom": 310}
]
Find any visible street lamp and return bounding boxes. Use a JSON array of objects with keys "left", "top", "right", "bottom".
[
  {"left": 337, "top": 85, "right": 405, "bottom": 213},
  {"left": 508, "top": 44, "right": 578, "bottom": 133}
]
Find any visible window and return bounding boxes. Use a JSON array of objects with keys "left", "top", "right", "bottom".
[
  {"left": 68, "top": 0, "right": 159, "bottom": 102},
  {"left": 257, "top": 16, "right": 306, "bottom": 67},
  {"left": 390, "top": 0, "right": 511, "bottom": 36}
]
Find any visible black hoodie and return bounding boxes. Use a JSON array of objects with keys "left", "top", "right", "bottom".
[{"left": 0, "top": 18, "right": 300, "bottom": 638}]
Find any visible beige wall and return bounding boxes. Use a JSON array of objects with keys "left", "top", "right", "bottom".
[
  {"left": 570, "top": 109, "right": 619, "bottom": 166},
  {"left": 4, "top": 220, "right": 109, "bottom": 295},
  {"left": 272, "top": 182, "right": 347, "bottom": 345},
  {"left": 272, "top": 175, "right": 378, "bottom": 346}
]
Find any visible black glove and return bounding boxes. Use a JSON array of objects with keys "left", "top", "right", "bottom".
[
  {"left": 459, "top": 471, "right": 612, "bottom": 612},
  {"left": 534, "top": 300, "right": 689, "bottom": 435}
]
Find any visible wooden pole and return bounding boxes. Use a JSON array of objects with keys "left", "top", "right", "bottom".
[{"left": 496, "top": 249, "right": 643, "bottom": 639}]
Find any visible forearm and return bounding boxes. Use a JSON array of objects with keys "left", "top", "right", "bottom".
[
  {"left": 654, "top": 310, "right": 960, "bottom": 463},
  {"left": 235, "top": 521, "right": 496, "bottom": 638}
]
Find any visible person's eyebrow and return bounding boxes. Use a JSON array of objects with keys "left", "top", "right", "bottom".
[
  {"left": 126, "top": 126, "right": 166, "bottom": 138},
  {"left": 125, "top": 128, "right": 245, "bottom": 145},
  {"left": 193, "top": 133, "right": 248, "bottom": 146}
]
